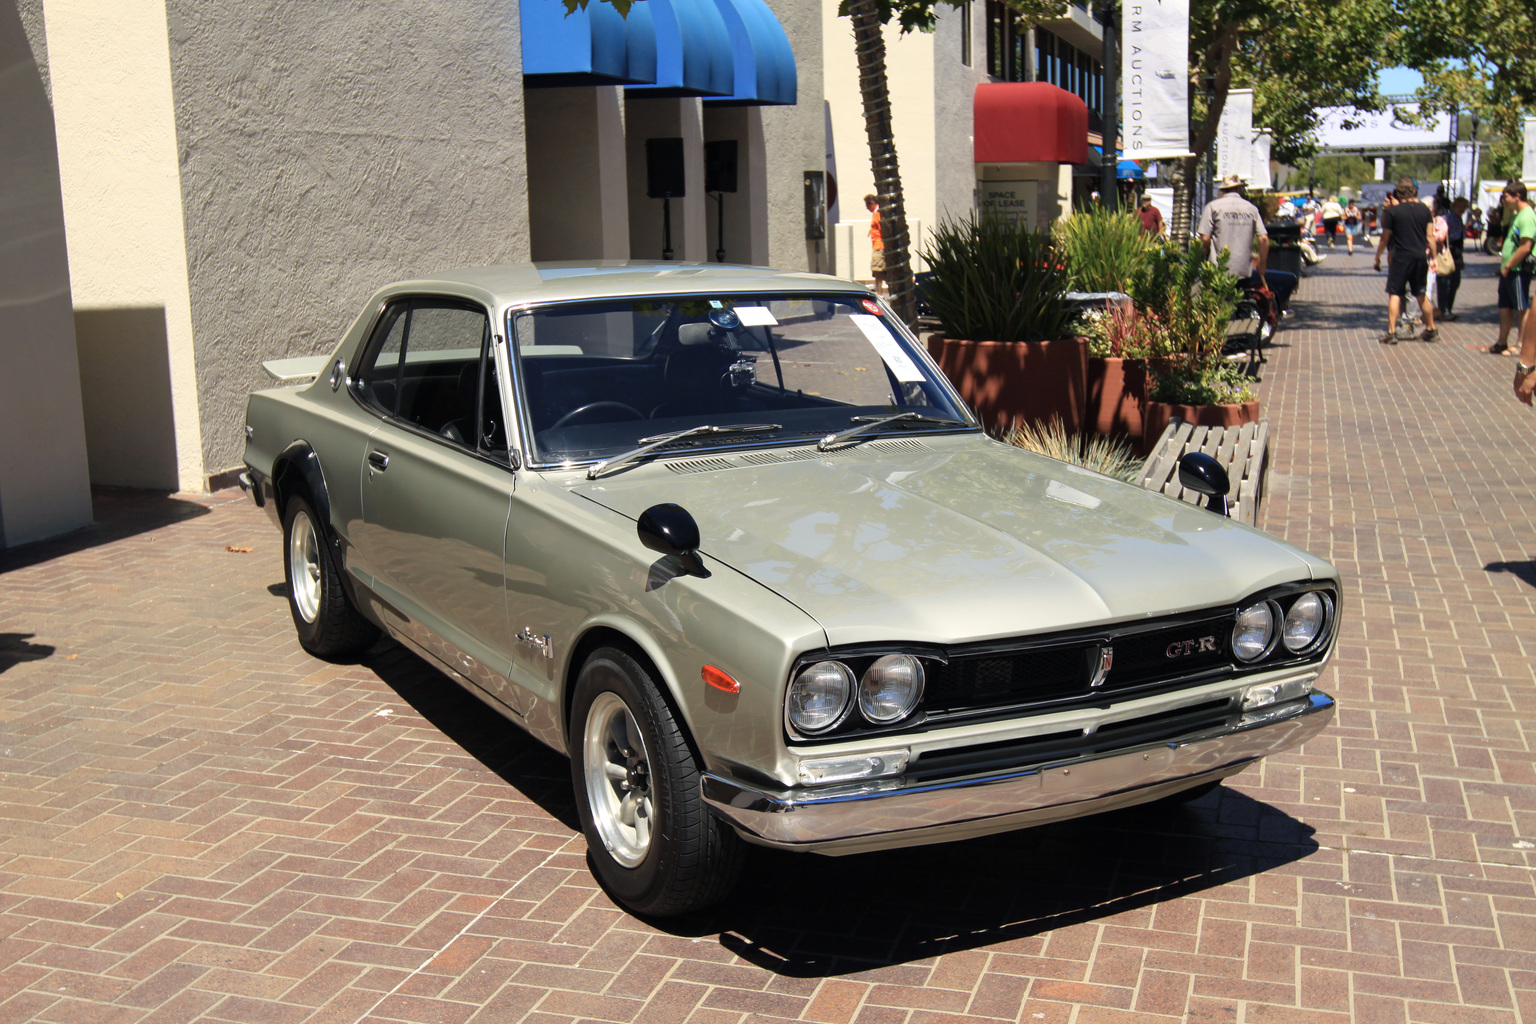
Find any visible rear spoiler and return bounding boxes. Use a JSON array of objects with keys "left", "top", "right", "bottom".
[{"left": 261, "top": 355, "right": 329, "bottom": 384}]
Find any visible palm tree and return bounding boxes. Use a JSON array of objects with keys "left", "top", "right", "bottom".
[{"left": 845, "top": 0, "right": 917, "bottom": 323}]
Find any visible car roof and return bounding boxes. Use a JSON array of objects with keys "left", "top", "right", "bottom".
[{"left": 376, "top": 262, "right": 872, "bottom": 309}]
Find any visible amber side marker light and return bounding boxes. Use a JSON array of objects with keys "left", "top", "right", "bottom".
[{"left": 702, "top": 665, "right": 740, "bottom": 693}]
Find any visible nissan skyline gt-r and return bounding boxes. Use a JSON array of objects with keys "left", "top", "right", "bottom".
[{"left": 240, "top": 262, "right": 1339, "bottom": 916}]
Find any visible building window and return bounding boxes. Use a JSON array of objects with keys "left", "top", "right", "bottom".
[
  {"left": 960, "top": 1, "right": 972, "bottom": 67},
  {"left": 985, "top": 0, "right": 1027, "bottom": 81}
]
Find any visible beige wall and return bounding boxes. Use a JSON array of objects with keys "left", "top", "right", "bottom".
[
  {"left": 527, "top": 87, "right": 631, "bottom": 261},
  {"left": 45, "top": 0, "right": 204, "bottom": 492},
  {"left": 823, "top": 2, "right": 986, "bottom": 281},
  {"left": 0, "top": 0, "right": 93, "bottom": 546}
]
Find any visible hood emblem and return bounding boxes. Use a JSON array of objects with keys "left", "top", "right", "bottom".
[{"left": 1089, "top": 644, "right": 1113, "bottom": 688}]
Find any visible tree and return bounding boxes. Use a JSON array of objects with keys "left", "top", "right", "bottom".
[
  {"left": 838, "top": 0, "right": 1065, "bottom": 324},
  {"left": 1393, "top": 0, "right": 1536, "bottom": 184},
  {"left": 1169, "top": 0, "right": 1393, "bottom": 239}
]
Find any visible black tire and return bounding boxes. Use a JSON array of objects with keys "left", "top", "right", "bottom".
[
  {"left": 570, "top": 647, "right": 742, "bottom": 916},
  {"left": 282, "top": 494, "right": 378, "bottom": 659}
]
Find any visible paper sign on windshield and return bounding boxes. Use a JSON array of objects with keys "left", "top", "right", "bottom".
[
  {"left": 848, "top": 314, "right": 925, "bottom": 382},
  {"left": 735, "top": 306, "right": 779, "bottom": 327}
]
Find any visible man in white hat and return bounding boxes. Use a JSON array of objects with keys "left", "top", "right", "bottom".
[{"left": 1198, "top": 173, "right": 1294, "bottom": 316}]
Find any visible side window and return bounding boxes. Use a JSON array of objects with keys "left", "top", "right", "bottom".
[{"left": 353, "top": 299, "right": 498, "bottom": 451}]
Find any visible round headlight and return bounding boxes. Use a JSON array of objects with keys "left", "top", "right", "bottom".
[
  {"left": 858, "top": 655, "right": 925, "bottom": 723},
  {"left": 1232, "top": 601, "right": 1276, "bottom": 662},
  {"left": 1282, "top": 592, "right": 1328, "bottom": 652},
  {"left": 787, "top": 661, "right": 853, "bottom": 734}
]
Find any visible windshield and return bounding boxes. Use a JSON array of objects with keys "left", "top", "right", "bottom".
[{"left": 510, "top": 293, "right": 974, "bottom": 465}]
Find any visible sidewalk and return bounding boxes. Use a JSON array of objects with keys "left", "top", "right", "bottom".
[{"left": 0, "top": 252, "right": 1532, "bottom": 1024}]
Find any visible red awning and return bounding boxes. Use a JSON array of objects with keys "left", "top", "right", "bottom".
[{"left": 973, "top": 82, "right": 1089, "bottom": 165}]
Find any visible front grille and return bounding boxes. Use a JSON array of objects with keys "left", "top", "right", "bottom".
[{"left": 923, "top": 615, "right": 1234, "bottom": 716}]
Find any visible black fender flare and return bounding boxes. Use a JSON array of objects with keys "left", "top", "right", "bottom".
[{"left": 272, "top": 441, "right": 334, "bottom": 544}]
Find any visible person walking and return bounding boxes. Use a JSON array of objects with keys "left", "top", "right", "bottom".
[
  {"left": 1372, "top": 178, "right": 1439, "bottom": 344},
  {"left": 1493, "top": 180, "right": 1534, "bottom": 356},
  {"left": 1138, "top": 194, "right": 1165, "bottom": 236},
  {"left": 1197, "top": 174, "right": 1296, "bottom": 316},
  {"left": 864, "top": 194, "right": 887, "bottom": 297},
  {"left": 1344, "top": 199, "right": 1362, "bottom": 255},
  {"left": 1436, "top": 192, "right": 1466, "bottom": 321},
  {"left": 1321, "top": 196, "right": 1344, "bottom": 248}
]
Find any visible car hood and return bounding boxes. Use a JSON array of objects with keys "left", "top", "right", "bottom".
[{"left": 571, "top": 438, "right": 1325, "bottom": 645}]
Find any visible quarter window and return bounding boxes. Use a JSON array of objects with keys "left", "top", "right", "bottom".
[{"left": 353, "top": 298, "right": 502, "bottom": 452}]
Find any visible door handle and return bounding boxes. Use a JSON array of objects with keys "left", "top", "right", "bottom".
[{"left": 367, "top": 450, "right": 389, "bottom": 472}]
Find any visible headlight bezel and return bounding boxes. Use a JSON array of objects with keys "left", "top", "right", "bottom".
[
  {"left": 1227, "top": 582, "right": 1340, "bottom": 666},
  {"left": 783, "top": 646, "right": 942, "bottom": 741}
]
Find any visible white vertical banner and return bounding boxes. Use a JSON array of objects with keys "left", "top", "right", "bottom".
[
  {"left": 1122, "top": 0, "right": 1189, "bottom": 159},
  {"left": 1249, "top": 131, "right": 1272, "bottom": 190},
  {"left": 1524, "top": 117, "right": 1536, "bottom": 180},
  {"left": 1216, "top": 89, "right": 1253, "bottom": 182}
]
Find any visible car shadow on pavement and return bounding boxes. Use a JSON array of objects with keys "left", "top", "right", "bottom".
[
  {"left": 361, "top": 640, "right": 582, "bottom": 831},
  {"left": 700, "top": 789, "right": 1318, "bottom": 976},
  {"left": 0, "top": 487, "right": 211, "bottom": 574},
  {"left": 0, "top": 632, "right": 56, "bottom": 674}
]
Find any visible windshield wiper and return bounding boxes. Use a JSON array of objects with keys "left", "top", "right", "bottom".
[
  {"left": 586, "top": 424, "right": 783, "bottom": 480},
  {"left": 816, "top": 411, "right": 968, "bottom": 452}
]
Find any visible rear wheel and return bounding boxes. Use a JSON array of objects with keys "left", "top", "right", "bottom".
[
  {"left": 571, "top": 647, "right": 742, "bottom": 916},
  {"left": 283, "top": 495, "right": 378, "bottom": 658}
]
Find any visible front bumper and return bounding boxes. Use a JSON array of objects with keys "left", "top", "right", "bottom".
[{"left": 702, "top": 691, "right": 1334, "bottom": 854}]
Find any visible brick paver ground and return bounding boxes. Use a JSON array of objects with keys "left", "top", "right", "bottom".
[{"left": 2, "top": 248, "right": 1534, "bottom": 1023}]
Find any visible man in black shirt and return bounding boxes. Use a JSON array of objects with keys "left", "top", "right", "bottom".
[{"left": 1373, "top": 178, "right": 1441, "bottom": 344}]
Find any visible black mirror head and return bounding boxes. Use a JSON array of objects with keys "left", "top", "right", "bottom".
[
  {"left": 638, "top": 503, "right": 707, "bottom": 575},
  {"left": 1177, "top": 452, "right": 1232, "bottom": 517}
]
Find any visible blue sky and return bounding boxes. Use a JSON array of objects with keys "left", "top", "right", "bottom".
[{"left": 1378, "top": 67, "right": 1425, "bottom": 95}]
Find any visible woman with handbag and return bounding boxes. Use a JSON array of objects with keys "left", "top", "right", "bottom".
[{"left": 1436, "top": 194, "right": 1466, "bottom": 321}]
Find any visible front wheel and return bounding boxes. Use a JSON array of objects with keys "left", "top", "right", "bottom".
[
  {"left": 570, "top": 647, "right": 742, "bottom": 916},
  {"left": 283, "top": 495, "right": 378, "bottom": 659}
]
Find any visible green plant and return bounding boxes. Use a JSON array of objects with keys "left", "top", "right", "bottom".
[
  {"left": 1133, "top": 241, "right": 1243, "bottom": 400},
  {"left": 1053, "top": 207, "right": 1155, "bottom": 295},
  {"left": 920, "top": 213, "right": 1075, "bottom": 342},
  {"left": 1076, "top": 302, "right": 1175, "bottom": 360},
  {"left": 1002, "top": 416, "right": 1143, "bottom": 482}
]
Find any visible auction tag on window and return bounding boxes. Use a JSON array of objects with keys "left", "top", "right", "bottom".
[
  {"left": 735, "top": 306, "right": 779, "bottom": 327},
  {"left": 848, "top": 314, "right": 924, "bottom": 382}
]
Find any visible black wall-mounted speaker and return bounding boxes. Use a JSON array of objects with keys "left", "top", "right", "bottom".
[
  {"left": 646, "top": 138, "right": 686, "bottom": 198},
  {"left": 705, "top": 140, "right": 738, "bottom": 194}
]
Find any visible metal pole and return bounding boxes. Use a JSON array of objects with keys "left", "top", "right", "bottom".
[{"left": 1100, "top": 0, "right": 1118, "bottom": 211}]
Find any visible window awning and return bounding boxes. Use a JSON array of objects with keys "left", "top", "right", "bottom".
[
  {"left": 521, "top": 0, "right": 658, "bottom": 86},
  {"left": 627, "top": 0, "right": 734, "bottom": 98},
  {"left": 523, "top": 0, "right": 794, "bottom": 105},
  {"left": 705, "top": 0, "right": 796, "bottom": 106},
  {"left": 973, "top": 83, "right": 1089, "bottom": 165}
]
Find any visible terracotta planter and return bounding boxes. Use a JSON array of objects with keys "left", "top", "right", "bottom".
[
  {"left": 1142, "top": 399, "right": 1261, "bottom": 453},
  {"left": 1087, "top": 356, "right": 1150, "bottom": 442},
  {"left": 928, "top": 335, "right": 1088, "bottom": 435}
]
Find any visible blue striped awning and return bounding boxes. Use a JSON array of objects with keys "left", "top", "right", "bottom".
[
  {"left": 628, "top": 0, "right": 734, "bottom": 98},
  {"left": 522, "top": 0, "right": 794, "bottom": 106},
  {"left": 521, "top": 0, "right": 658, "bottom": 86},
  {"left": 707, "top": 0, "right": 796, "bottom": 105}
]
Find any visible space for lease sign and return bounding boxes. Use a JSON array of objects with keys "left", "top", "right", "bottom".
[{"left": 1122, "top": 0, "right": 1189, "bottom": 160}]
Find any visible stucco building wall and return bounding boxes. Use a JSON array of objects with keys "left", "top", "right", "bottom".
[
  {"left": 164, "top": 1, "right": 533, "bottom": 481},
  {"left": 763, "top": 0, "right": 826, "bottom": 275},
  {"left": 0, "top": 0, "right": 92, "bottom": 546}
]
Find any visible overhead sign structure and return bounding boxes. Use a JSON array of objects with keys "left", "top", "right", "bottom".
[
  {"left": 1216, "top": 89, "right": 1253, "bottom": 183},
  {"left": 1312, "top": 104, "right": 1451, "bottom": 150},
  {"left": 1121, "top": 0, "right": 1189, "bottom": 159}
]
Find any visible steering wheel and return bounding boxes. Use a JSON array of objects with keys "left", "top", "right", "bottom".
[{"left": 551, "top": 402, "right": 645, "bottom": 429}]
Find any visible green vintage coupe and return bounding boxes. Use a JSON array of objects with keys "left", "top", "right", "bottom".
[{"left": 241, "top": 263, "right": 1339, "bottom": 916}]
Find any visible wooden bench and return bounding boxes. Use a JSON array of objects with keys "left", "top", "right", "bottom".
[{"left": 1138, "top": 418, "right": 1270, "bottom": 526}]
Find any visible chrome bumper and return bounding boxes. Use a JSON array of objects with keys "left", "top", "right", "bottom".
[{"left": 702, "top": 692, "right": 1334, "bottom": 855}]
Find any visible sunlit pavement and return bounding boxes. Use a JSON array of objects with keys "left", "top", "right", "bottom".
[{"left": 0, "top": 249, "right": 1532, "bottom": 1023}]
